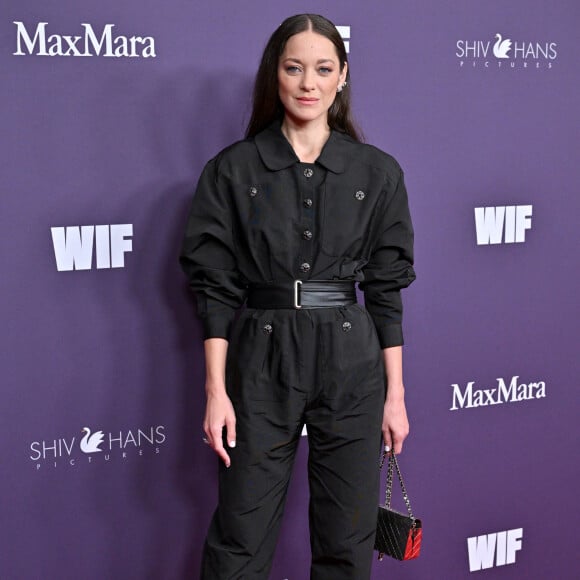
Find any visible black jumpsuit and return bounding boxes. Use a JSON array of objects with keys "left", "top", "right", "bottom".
[{"left": 180, "top": 120, "right": 416, "bottom": 580}]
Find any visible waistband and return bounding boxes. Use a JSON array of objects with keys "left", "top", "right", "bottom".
[{"left": 246, "top": 280, "right": 357, "bottom": 309}]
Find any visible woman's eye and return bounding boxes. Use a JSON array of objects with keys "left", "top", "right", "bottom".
[
  {"left": 318, "top": 67, "right": 332, "bottom": 74},
  {"left": 286, "top": 66, "right": 301, "bottom": 74}
]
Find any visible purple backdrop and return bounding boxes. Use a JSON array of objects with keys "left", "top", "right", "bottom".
[{"left": 2, "top": 1, "right": 579, "bottom": 578}]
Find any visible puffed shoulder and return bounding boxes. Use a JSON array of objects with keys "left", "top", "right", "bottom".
[
  {"left": 202, "top": 138, "right": 262, "bottom": 177},
  {"left": 340, "top": 139, "right": 404, "bottom": 187},
  {"left": 356, "top": 141, "right": 403, "bottom": 172}
]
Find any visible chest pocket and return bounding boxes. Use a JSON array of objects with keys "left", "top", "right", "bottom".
[
  {"left": 235, "top": 182, "right": 288, "bottom": 238},
  {"left": 243, "top": 183, "right": 273, "bottom": 228},
  {"left": 234, "top": 180, "right": 295, "bottom": 281},
  {"left": 321, "top": 179, "right": 382, "bottom": 257}
]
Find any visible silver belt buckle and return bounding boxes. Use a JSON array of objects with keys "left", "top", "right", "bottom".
[{"left": 293, "top": 279, "right": 302, "bottom": 309}]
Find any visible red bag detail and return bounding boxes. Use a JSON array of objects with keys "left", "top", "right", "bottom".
[{"left": 403, "top": 527, "right": 422, "bottom": 560}]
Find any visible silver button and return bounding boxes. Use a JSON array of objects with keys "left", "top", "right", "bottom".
[
  {"left": 354, "top": 190, "right": 365, "bottom": 200},
  {"left": 303, "top": 198, "right": 313, "bottom": 208},
  {"left": 262, "top": 322, "right": 273, "bottom": 335},
  {"left": 303, "top": 168, "right": 314, "bottom": 178},
  {"left": 300, "top": 262, "right": 311, "bottom": 273},
  {"left": 249, "top": 186, "right": 258, "bottom": 197},
  {"left": 342, "top": 321, "right": 352, "bottom": 332},
  {"left": 302, "top": 230, "right": 313, "bottom": 240}
]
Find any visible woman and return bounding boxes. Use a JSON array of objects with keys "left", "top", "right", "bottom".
[{"left": 180, "top": 13, "right": 416, "bottom": 579}]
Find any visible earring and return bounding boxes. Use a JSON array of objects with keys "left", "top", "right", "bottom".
[{"left": 337, "top": 81, "right": 347, "bottom": 93}]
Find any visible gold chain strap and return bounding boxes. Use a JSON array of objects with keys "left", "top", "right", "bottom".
[{"left": 379, "top": 449, "right": 416, "bottom": 522}]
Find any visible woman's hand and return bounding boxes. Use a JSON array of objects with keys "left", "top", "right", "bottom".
[
  {"left": 202, "top": 338, "right": 234, "bottom": 466},
  {"left": 382, "top": 391, "right": 409, "bottom": 455},
  {"left": 203, "top": 384, "right": 236, "bottom": 467},
  {"left": 381, "top": 346, "right": 409, "bottom": 454}
]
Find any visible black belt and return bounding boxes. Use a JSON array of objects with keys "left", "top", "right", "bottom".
[{"left": 246, "top": 280, "right": 356, "bottom": 309}]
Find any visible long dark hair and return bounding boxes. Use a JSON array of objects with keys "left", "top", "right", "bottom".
[{"left": 245, "top": 14, "right": 362, "bottom": 141}]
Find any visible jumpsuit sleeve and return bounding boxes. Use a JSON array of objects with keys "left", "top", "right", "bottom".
[
  {"left": 359, "top": 164, "right": 416, "bottom": 349},
  {"left": 179, "top": 156, "right": 248, "bottom": 341}
]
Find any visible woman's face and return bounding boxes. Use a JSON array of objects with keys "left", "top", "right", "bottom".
[{"left": 278, "top": 29, "right": 347, "bottom": 128}]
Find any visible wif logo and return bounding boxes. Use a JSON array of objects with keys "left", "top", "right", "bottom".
[
  {"left": 51, "top": 224, "right": 133, "bottom": 271},
  {"left": 474, "top": 206, "right": 532, "bottom": 245},
  {"left": 467, "top": 528, "right": 523, "bottom": 572},
  {"left": 336, "top": 26, "right": 350, "bottom": 53}
]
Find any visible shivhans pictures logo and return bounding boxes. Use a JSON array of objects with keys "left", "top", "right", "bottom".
[
  {"left": 13, "top": 22, "right": 157, "bottom": 58},
  {"left": 30, "top": 424, "right": 166, "bottom": 470},
  {"left": 456, "top": 32, "right": 557, "bottom": 69}
]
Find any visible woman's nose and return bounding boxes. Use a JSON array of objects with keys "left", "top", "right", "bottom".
[{"left": 300, "top": 69, "right": 315, "bottom": 91}]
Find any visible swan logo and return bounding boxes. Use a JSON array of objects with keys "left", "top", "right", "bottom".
[
  {"left": 456, "top": 33, "right": 557, "bottom": 69},
  {"left": 80, "top": 427, "right": 105, "bottom": 453},
  {"left": 492, "top": 34, "right": 512, "bottom": 59}
]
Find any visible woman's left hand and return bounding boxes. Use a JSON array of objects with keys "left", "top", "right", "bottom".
[{"left": 382, "top": 393, "right": 409, "bottom": 455}]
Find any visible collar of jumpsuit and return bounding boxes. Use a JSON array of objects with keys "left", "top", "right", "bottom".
[{"left": 254, "top": 120, "right": 349, "bottom": 174}]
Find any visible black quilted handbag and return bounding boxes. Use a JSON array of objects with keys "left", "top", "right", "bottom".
[{"left": 375, "top": 449, "right": 422, "bottom": 561}]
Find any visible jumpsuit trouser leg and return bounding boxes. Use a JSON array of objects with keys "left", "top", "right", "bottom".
[{"left": 200, "top": 304, "right": 385, "bottom": 580}]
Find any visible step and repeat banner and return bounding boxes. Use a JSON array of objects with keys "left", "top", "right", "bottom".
[{"left": 2, "top": 1, "right": 578, "bottom": 578}]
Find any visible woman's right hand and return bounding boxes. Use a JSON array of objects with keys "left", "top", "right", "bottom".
[{"left": 203, "top": 385, "right": 236, "bottom": 467}]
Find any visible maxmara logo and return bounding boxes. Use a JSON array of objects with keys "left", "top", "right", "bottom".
[
  {"left": 13, "top": 21, "right": 157, "bottom": 58},
  {"left": 30, "top": 425, "right": 166, "bottom": 470},
  {"left": 456, "top": 32, "right": 557, "bottom": 69},
  {"left": 450, "top": 376, "right": 546, "bottom": 411}
]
